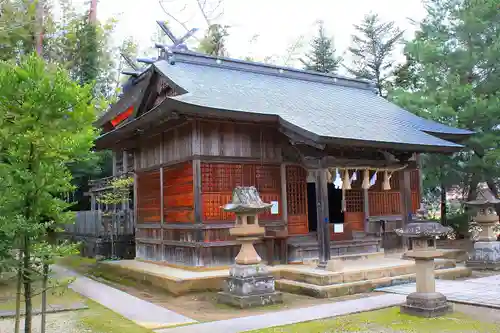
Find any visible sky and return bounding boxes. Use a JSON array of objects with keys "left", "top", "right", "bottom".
[{"left": 71, "top": 0, "right": 428, "bottom": 71}]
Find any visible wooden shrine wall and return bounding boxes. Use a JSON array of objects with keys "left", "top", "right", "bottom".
[
  {"left": 285, "top": 165, "right": 309, "bottom": 235},
  {"left": 200, "top": 162, "right": 282, "bottom": 223},
  {"left": 368, "top": 169, "right": 420, "bottom": 216},
  {"left": 136, "top": 123, "right": 193, "bottom": 170},
  {"left": 136, "top": 161, "right": 194, "bottom": 226},
  {"left": 163, "top": 162, "right": 194, "bottom": 223},
  {"left": 197, "top": 121, "right": 282, "bottom": 160},
  {"left": 136, "top": 169, "right": 161, "bottom": 224}
]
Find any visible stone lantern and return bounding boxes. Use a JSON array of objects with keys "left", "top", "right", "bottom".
[
  {"left": 395, "top": 221, "right": 453, "bottom": 317},
  {"left": 466, "top": 193, "right": 500, "bottom": 270},
  {"left": 217, "top": 186, "right": 283, "bottom": 308}
]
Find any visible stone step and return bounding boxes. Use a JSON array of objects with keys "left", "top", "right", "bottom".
[
  {"left": 276, "top": 266, "right": 472, "bottom": 298},
  {"left": 279, "top": 259, "right": 456, "bottom": 286},
  {"left": 302, "top": 251, "right": 386, "bottom": 265}
]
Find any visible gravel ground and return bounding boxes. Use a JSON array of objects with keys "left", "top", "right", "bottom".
[{"left": 0, "top": 312, "right": 91, "bottom": 333}]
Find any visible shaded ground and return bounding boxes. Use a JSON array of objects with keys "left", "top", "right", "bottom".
[
  {"left": 58, "top": 255, "right": 384, "bottom": 322},
  {"left": 0, "top": 278, "right": 152, "bottom": 333},
  {"left": 246, "top": 305, "right": 500, "bottom": 333}
]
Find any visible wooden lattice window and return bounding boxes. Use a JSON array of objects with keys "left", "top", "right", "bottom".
[
  {"left": 286, "top": 166, "right": 307, "bottom": 215},
  {"left": 201, "top": 162, "right": 281, "bottom": 221},
  {"left": 345, "top": 190, "right": 363, "bottom": 212},
  {"left": 201, "top": 163, "right": 242, "bottom": 193}
]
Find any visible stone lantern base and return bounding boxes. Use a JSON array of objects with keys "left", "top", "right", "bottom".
[
  {"left": 401, "top": 292, "right": 453, "bottom": 318},
  {"left": 466, "top": 241, "right": 500, "bottom": 270},
  {"left": 217, "top": 264, "right": 283, "bottom": 308}
]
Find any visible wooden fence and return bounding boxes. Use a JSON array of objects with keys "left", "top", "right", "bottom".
[
  {"left": 63, "top": 210, "right": 135, "bottom": 237},
  {"left": 62, "top": 210, "right": 135, "bottom": 259}
]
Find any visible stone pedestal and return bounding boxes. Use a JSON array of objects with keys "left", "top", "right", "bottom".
[
  {"left": 400, "top": 252, "right": 452, "bottom": 317},
  {"left": 466, "top": 241, "right": 500, "bottom": 270},
  {"left": 401, "top": 292, "right": 452, "bottom": 318},
  {"left": 217, "top": 264, "right": 283, "bottom": 308},
  {"left": 217, "top": 186, "right": 283, "bottom": 308}
]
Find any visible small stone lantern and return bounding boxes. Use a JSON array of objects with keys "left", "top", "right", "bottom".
[
  {"left": 395, "top": 221, "right": 453, "bottom": 317},
  {"left": 217, "top": 186, "right": 283, "bottom": 308},
  {"left": 466, "top": 193, "right": 500, "bottom": 270}
]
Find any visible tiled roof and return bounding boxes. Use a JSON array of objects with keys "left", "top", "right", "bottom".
[{"left": 151, "top": 51, "right": 471, "bottom": 152}]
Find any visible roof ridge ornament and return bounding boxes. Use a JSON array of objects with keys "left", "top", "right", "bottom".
[{"left": 155, "top": 20, "right": 199, "bottom": 57}]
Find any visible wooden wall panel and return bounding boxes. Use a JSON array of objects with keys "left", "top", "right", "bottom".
[
  {"left": 201, "top": 162, "right": 282, "bottom": 222},
  {"left": 163, "top": 162, "right": 194, "bottom": 223},
  {"left": 286, "top": 165, "right": 308, "bottom": 235},
  {"left": 136, "top": 170, "right": 161, "bottom": 223},
  {"left": 365, "top": 169, "right": 420, "bottom": 217},
  {"left": 135, "top": 123, "right": 192, "bottom": 170},
  {"left": 198, "top": 121, "right": 282, "bottom": 160},
  {"left": 163, "top": 123, "right": 192, "bottom": 163}
]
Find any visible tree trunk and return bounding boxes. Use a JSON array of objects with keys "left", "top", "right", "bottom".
[
  {"left": 14, "top": 251, "right": 23, "bottom": 333},
  {"left": 23, "top": 235, "right": 32, "bottom": 333},
  {"left": 440, "top": 182, "right": 447, "bottom": 225},
  {"left": 41, "top": 262, "right": 49, "bottom": 333},
  {"left": 467, "top": 175, "right": 479, "bottom": 201}
]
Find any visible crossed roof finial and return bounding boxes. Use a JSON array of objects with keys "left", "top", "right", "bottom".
[{"left": 155, "top": 20, "right": 199, "bottom": 52}]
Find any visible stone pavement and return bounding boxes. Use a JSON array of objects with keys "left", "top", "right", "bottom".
[
  {"left": 155, "top": 294, "right": 407, "bottom": 333},
  {"left": 377, "top": 274, "right": 500, "bottom": 309},
  {"left": 52, "top": 265, "right": 197, "bottom": 330}
]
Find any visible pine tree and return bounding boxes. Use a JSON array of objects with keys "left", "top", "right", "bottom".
[
  {"left": 301, "top": 21, "right": 342, "bottom": 74},
  {"left": 389, "top": 0, "right": 500, "bottom": 222},
  {"left": 197, "top": 24, "right": 230, "bottom": 57},
  {"left": 346, "top": 13, "right": 403, "bottom": 96}
]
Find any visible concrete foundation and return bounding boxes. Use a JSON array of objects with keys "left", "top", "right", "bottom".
[{"left": 466, "top": 241, "right": 500, "bottom": 270}]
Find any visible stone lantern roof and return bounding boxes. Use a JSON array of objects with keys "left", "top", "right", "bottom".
[
  {"left": 466, "top": 187, "right": 500, "bottom": 207},
  {"left": 222, "top": 186, "right": 273, "bottom": 214},
  {"left": 395, "top": 220, "right": 453, "bottom": 238}
]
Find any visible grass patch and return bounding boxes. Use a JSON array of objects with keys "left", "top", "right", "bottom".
[
  {"left": 57, "top": 255, "right": 97, "bottom": 274},
  {"left": 247, "top": 306, "right": 500, "bottom": 333},
  {"left": 0, "top": 280, "right": 84, "bottom": 312},
  {"left": 78, "top": 299, "right": 152, "bottom": 333}
]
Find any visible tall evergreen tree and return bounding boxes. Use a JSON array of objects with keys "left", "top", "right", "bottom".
[
  {"left": 301, "top": 21, "right": 342, "bottom": 74},
  {"left": 390, "top": 0, "right": 500, "bottom": 216},
  {"left": 197, "top": 24, "right": 230, "bottom": 57},
  {"left": 346, "top": 13, "right": 403, "bottom": 96}
]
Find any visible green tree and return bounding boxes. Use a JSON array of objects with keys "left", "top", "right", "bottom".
[
  {"left": 0, "top": 0, "right": 39, "bottom": 61},
  {"left": 197, "top": 24, "right": 230, "bottom": 57},
  {"left": 389, "top": 0, "right": 500, "bottom": 216},
  {"left": 301, "top": 21, "right": 342, "bottom": 74},
  {"left": 346, "top": 13, "right": 403, "bottom": 96},
  {"left": 0, "top": 54, "right": 99, "bottom": 332}
]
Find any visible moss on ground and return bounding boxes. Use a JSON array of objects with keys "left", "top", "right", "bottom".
[
  {"left": 0, "top": 280, "right": 84, "bottom": 312},
  {"left": 247, "top": 306, "right": 500, "bottom": 333},
  {"left": 78, "top": 299, "right": 152, "bottom": 333}
]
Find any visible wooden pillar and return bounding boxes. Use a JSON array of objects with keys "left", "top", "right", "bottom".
[
  {"left": 159, "top": 134, "right": 164, "bottom": 260},
  {"left": 122, "top": 150, "right": 128, "bottom": 174},
  {"left": 191, "top": 120, "right": 203, "bottom": 248},
  {"left": 280, "top": 164, "right": 288, "bottom": 226},
  {"left": 112, "top": 151, "right": 117, "bottom": 176},
  {"left": 363, "top": 188, "right": 370, "bottom": 233},
  {"left": 399, "top": 168, "right": 412, "bottom": 251},
  {"left": 133, "top": 149, "right": 138, "bottom": 238},
  {"left": 399, "top": 168, "right": 413, "bottom": 225},
  {"left": 121, "top": 150, "right": 128, "bottom": 210},
  {"left": 416, "top": 154, "right": 424, "bottom": 208},
  {"left": 316, "top": 169, "right": 330, "bottom": 269}
]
